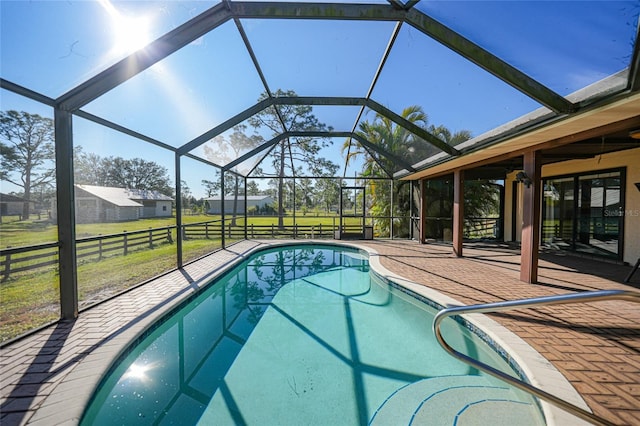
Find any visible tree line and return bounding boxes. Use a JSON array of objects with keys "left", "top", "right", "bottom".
[{"left": 2, "top": 91, "right": 496, "bottom": 234}]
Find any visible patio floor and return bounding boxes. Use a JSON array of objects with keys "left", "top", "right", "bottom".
[{"left": 1, "top": 239, "right": 639, "bottom": 425}]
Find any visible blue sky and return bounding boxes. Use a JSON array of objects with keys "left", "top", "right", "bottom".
[{"left": 1, "top": 0, "right": 638, "bottom": 198}]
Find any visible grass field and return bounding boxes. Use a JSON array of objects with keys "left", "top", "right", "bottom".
[
  {"left": 0, "top": 212, "right": 358, "bottom": 248},
  {"left": 0, "top": 211, "right": 374, "bottom": 342}
]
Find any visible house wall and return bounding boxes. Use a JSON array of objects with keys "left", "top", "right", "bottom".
[
  {"left": 154, "top": 201, "right": 172, "bottom": 217},
  {"left": 75, "top": 198, "right": 101, "bottom": 224},
  {"left": 207, "top": 197, "right": 275, "bottom": 214},
  {"left": 208, "top": 200, "right": 246, "bottom": 215},
  {"left": 106, "top": 206, "right": 139, "bottom": 222},
  {"left": 1, "top": 201, "right": 28, "bottom": 215},
  {"left": 503, "top": 147, "right": 640, "bottom": 264},
  {"left": 138, "top": 200, "right": 172, "bottom": 218}
]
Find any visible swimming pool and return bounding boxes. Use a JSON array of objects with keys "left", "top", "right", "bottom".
[{"left": 81, "top": 244, "right": 545, "bottom": 425}]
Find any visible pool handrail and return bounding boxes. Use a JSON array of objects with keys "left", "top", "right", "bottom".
[{"left": 433, "top": 289, "right": 640, "bottom": 426}]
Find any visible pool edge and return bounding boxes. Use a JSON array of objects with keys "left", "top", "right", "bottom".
[
  {"left": 355, "top": 242, "right": 593, "bottom": 426},
  {"left": 30, "top": 239, "right": 592, "bottom": 426}
]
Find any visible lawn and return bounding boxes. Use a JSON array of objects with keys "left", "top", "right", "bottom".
[
  {"left": 0, "top": 212, "right": 357, "bottom": 342},
  {"left": 0, "top": 212, "right": 354, "bottom": 248}
]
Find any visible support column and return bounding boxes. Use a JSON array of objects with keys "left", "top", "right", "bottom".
[
  {"left": 390, "top": 179, "right": 394, "bottom": 239},
  {"left": 55, "top": 108, "right": 78, "bottom": 320},
  {"left": 175, "top": 153, "right": 183, "bottom": 267},
  {"left": 419, "top": 179, "right": 426, "bottom": 243},
  {"left": 520, "top": 150, "right": 542, "bottom": 283},
  {"left": 244, "top": 176, "right": 248, "bottom": 240},
  {"left": 221, "top": 171, "right": 225, "bottom": 248},
  {"left": 453, "top": 169, "right": 464, "bottom": 257}
]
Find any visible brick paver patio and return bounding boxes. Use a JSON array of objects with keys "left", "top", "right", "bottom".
[
  {"left": 1, "top": 239, "right": 638, "bottom": 425},
  {"left": 359, "top": 241, "right": 640, "bottom": 425}
]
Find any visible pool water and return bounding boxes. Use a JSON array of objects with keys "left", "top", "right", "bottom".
[{"left": 81, "top": 244, "right": 544, "bottom": 425}]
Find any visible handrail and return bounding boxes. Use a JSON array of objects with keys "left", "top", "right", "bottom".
[{"left": 433, "top": 289, "right": 640, "bottom": 426}]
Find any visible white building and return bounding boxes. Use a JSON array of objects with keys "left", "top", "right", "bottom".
[
  {"left": 206, "top": 195, "right": 274, "bottom": 215},
  {"left": 55, "top": 185, "right": 174, "bottom": 223}
]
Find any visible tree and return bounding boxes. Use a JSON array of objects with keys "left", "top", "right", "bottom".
[
  {"left": 103, "top": 157, "right": 173, "bottom": 194},
  {"left": 181, "top": 180, "right": 192, "bottom": 215},
  {"left": 352, "top": 106, "right": 502, "bottom": 239},
  {"left": 316, "top": 178, "right": 342, "bottom": 214},
  {"left": 0, "top": 110, "right": 55, "bottom": 219},
  {"left": 203, "top": 124, "right": 262, "bottom": 225},
  {"left": 74, "top": 151, "right": 173, "bottom": 195},
  {"left": 345, "top": 106, "right": 433, "bottom": 236},
  {"left": 201, "top": 179, "right": 220, "bottom": 197},
  {"left": 248, "top": 89, "right": 337, "bottom": 228},
  {"left": 73, "top": 146, "right": 109, "bottom": 186},
  {"left": 428, "top": 124, "right": 472, "bottom": 147},
  {"left": 246, "top": 181, "right": 261, "bottom": 196}
]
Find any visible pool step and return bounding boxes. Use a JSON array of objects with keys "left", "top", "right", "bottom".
[{"left": 369, "top": 375, "right": 544, "bottom": 426}]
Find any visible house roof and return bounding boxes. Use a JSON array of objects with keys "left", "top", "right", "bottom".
[
  {"left": 0, "top": 193, "right": 30, "bottom": 203},
  {"left": 126, "top": 188, "right": 174, "bottom": 202},
  {"left": 75, "top": 185, "right": 173, "bottom": 207}
]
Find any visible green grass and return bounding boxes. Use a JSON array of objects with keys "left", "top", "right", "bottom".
[
  {"left": 0, "top": 213, "right": 352, "bottom": 248},
  {"left": 0, "top": 212, "right": 375, "bottom": 343},
  {"left": 0, "top": 236, "right": 222, "bottom": 343}
]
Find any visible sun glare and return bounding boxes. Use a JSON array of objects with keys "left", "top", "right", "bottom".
[
  {"left": 114, "top": 15, "right": 153, "bottom": 54},
  {"left": 123, "top": 362, "right": 152, "bottom": 381},
  {"left": 99, "top": 0, "right": 153, "bottom": 55}
]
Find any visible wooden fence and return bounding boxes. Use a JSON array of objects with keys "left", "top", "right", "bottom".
[
  {"left": 1, "top": 217, "right": 408, "bottom": 281},
  {"left": 464, "top": 217, "right": 500, "bottom": 239},
  {"left": 183, "top": 222, "right": 348, "bottom": 240},
  {"left": 1, "top": 226, "right": 174, "bottom": 281}
]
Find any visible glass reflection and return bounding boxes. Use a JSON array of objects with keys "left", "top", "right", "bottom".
[
  {"left": 81, "top": 246, "right": 369, "bottom": 424},
  {"left": 542, "top": 170, "right": 624, "bottom": 259}
]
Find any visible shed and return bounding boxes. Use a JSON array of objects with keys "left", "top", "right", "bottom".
[
  {"left": 0, "top": 193, "right": 35, "bottom": 217},
  {"left": 70, "top": 185, "right": 173, "bottom": 223}
]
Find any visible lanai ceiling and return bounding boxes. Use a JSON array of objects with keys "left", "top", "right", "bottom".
[{"left": 2, "top": 1, "right": 639, "bottom": 181}]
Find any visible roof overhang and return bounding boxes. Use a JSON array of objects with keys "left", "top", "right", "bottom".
[{"left": 401, "top": 90, "right": 640, "bottom": 180}]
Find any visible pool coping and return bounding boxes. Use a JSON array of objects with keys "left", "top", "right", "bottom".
[
  {"left": 28, "top": 240, "right": 591, "bottom": 425},
  {"left": 356, "top": 242, "right": 592, "bottom": 426}
]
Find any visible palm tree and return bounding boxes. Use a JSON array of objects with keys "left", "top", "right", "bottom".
[
  {"left": 343, "top": 106, "right": 436, "bottom": 236},
  {"left": 343, "top": 105, "right": 430, "bottom": 178},
  {"left": 345, "top": 106, "right": 482, "bottom": 238},
  {"left": 428, "top": 124, "right": 472, "bottom": 147}
]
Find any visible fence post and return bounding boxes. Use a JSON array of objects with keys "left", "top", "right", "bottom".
[
  {"left": 98, "top": 235, "right": 103, "bottom": 259},
  {"left": 251, "top": 224, "right": 254, "bottom": 238},
  {"left": 272, "top": 224, "right": 274, "bottom": 237},
  {"left": 167, "top": 228, "right": 173, "bottom": 243},
  {"left": 294, "top": 224, "right": 298, "bottom": 239},
  {"left": 319, "top": 223, "right": 322, "bottom": 238},
  {"left": 123, "top": 231, "right": 128, "bottom": 256},
  {"left": 3, "top": 251, "right": 10, "bottom": 281},
  {"left": 312, "top": 225, "right": 315, "bottom": 239},
  {"left": 149, "top": 228, "right": 153, "bottom": 248},
  {"left": 205, "top": 222, "right": 209, "bottom": 239}
]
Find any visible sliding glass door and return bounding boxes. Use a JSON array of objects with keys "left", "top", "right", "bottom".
[{"left": 542, "top": 169, "right": 624, "bottom": 260}]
